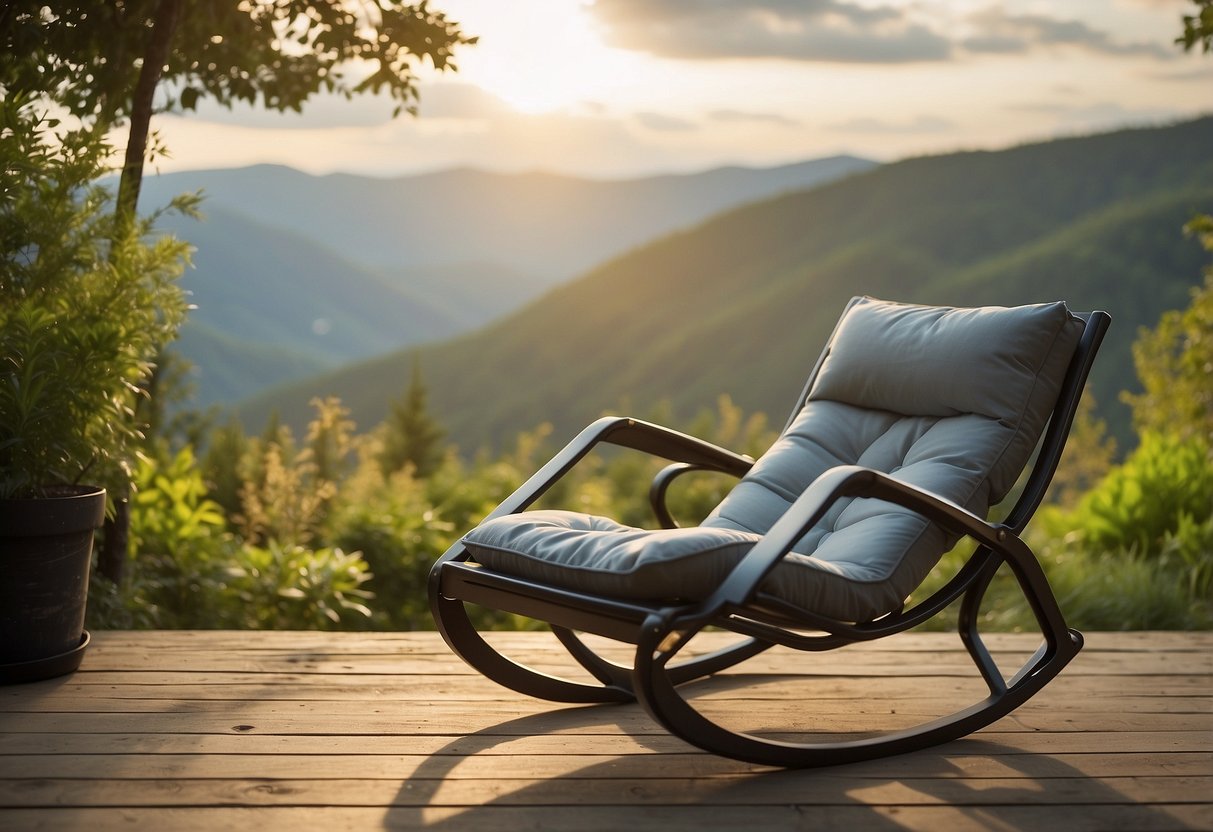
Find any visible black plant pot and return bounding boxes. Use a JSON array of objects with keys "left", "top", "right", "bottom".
[{"left": 0, "top": 485, "right": 106, "bottom": 683}]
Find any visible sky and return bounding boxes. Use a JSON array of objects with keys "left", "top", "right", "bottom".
[{"left": 150, "top": 0, "right": 1212, "bottom": 180}]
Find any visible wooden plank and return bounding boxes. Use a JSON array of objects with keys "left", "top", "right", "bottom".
[
  {"left": 7, "top": 669, "right": 1203, "bottom": 698},
  {"left": 81, "top": 629, "right": 1213, "bottom": 650},
  {"left": 0, "top": 804, "right": 1209, "bottom": 832},
  {"left": 1, "top": 751, "right": 1208, "bottom": 780},
  {"left": 0, "top": 730, "right": 1208, "bottom": 756},
  {"left": 68, "top": 646, "right": 1213, "bottom": 677},
  {"left": 1, "top": 630, "right": 1209, "bottom": 832},
  {"left": 7, "top": 694, "right": 1207, "bottom": 718},
  {"left": 1, "top": 708, "right": 1208, "bottom": 736},
  {"left": 19, "top": 667, "right": 1213, "bottom": 693},
  {"left": 1, "top": 775, "right": 1209, "bottom": 808}
]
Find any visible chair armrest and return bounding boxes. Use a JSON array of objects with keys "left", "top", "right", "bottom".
[
  {"left": 433, "top": 417, "right": 751, "bottom": 568},
  {"left": 591, "top": 417, "right": 754, "bottom": 475},
  {"left": 649, "top": 460, "right": 754, "bottom": 529},
  {"left": 695, "top": 465, "right": 1026, "bottom": 617}
]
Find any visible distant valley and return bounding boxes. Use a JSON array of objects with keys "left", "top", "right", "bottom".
[
  {"left": 143, "top": 156, "right": 876, "bottom": 405},
  {"left": 234, "top": 117, "right": 1213, "bottom": 454}
]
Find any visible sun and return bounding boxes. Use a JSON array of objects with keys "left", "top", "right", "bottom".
[{"left": 446, "top": 0, "right": 643, "bottom": 114}]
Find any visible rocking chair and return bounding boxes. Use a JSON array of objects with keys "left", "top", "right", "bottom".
[{"left": 429, "top": 297, "right": 1110, "bottom": 768}]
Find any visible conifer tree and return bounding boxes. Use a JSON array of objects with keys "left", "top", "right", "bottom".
[{"left": 378, "top": 358, "right": 446, "bottom": 479}]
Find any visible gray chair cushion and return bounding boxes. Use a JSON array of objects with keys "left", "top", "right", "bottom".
[{"left": 462, "top": 297, "right": 1084, "bottom": 623}]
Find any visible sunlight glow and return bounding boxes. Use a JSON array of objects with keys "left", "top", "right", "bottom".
[
  {"left": 445, "top": 0, "right": 644, "bottom": 114},
  {"left": 144, "top": 0, "right": 1212, "bottom": 178}
]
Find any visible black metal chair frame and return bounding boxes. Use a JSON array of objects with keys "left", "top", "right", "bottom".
[{"left": 429, "top": 307, "right": 1111, "bottom": 768}]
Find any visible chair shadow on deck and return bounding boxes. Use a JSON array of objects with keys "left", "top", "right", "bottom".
[{"left": 380, "top": 668, "right": 1177, "bottom": 832}]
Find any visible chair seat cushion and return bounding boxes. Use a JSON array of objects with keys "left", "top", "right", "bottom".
[
  {"left": 463, "top": 508, "right": 921, "bottom": 622},
  {"left": 461, "top": 297, "right": 1085, "bottom": 624},
  {"left": 463, "top": 511, "right": 757, "bottom": 600}
]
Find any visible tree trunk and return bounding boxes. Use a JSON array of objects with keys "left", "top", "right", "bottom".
[
  {"left": 96, "top": 498, "right": 130, "bottom": 586},
  {"left": 99, "top": 0, "right": 184, "bottom": 585},
  {"left": 113, "top": 0, "right": 184, "bottom": 226}
]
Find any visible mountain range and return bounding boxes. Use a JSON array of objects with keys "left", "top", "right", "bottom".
[
  {"left": 234, "top": 116, "right": 1213, "bottom": 454},
  {"left": 142, "top": 156, "right": 876, "bottom": 405}
]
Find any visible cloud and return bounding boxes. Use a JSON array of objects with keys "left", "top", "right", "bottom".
[
  {"left": 827, "top": 114, "right": 956, "bottom": 134},
  {"left": 415, "top": 83, "right": 515, "bottom": 119},
  {"left": 180, "top": 89, "right": 398, "bottom": 129},
  {"left": 635, "top": 111, "right": 699, "bottom": 132},
  {"left": 999, "top": 100, "right": 1183, "bottom": 136},
  {"left": 591, "top": 0, "right": 952, "bottom": 63},
  {"left": 961, "top": 10, "right": 1172, "bottom": 59},
  {"left": 1145, "top": 66, "right": 1213, "bottom": 83},
  {"left": 591, "top": 1, "right": 1174, "bottom": 65},
  {"left": 708, "top": 109, "right": 800, "bottom": 127},
  {"left": 172, "top": 82, "right": 521, "bottom": 132}
]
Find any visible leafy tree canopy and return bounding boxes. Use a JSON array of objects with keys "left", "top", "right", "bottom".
[
  {"left": 1122, "top": 217, "right": 1213, "bottom": 444},
  {"left": 1, "top": 1, "right": 473, "bottom": 122},
  {"left": 0, "top": 1, "right": 475, "bottom": 216},
  {"left": 1178, "top": 0, "right": 1213, "bottom": 52}
]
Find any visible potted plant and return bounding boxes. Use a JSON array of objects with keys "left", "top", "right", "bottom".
[{"left": 0, "top": 95, "right": 193, "bottom": 682}]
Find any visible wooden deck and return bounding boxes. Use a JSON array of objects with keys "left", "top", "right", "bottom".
[{"left": 0, "top": 630, "right": 1210, "bottom": 831}]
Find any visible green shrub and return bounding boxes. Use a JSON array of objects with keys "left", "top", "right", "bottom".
[
  {"left": 329, "top": 467, "right": 457, "bottom": 629},
  {"left": 1040, "top": 431, "right": 1213, "bottom": 560},
  {"left": 89, "top": 446, "right": 374, "bottom": 630},
  {"left": 328, "top": 434, "right": 538, "bottom": 630},
  {"left": 0, "top": 97, "right": 193, "bottom": 500},
  {"left": 224, "top": 541, "right": 373, "bottom": 630},
  {"left": 1020, "top": 430, "right": 1213, "bottom": 630}
]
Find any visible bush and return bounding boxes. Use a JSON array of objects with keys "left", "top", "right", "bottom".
[
  {"left": 1023, "top": 431, "right": 1213, "bottom": 630},
  {"left": 328, "top": 433, "right": 538, "bottom": 630},
  {"left": 224, "top": 541, "right": 373, "bottom": 630},
  {"left": 89, "top": 446, "right": 374, "bottom": 630},
  {"left": 1039, "top": 432, "right": 1213, "bottom": 560}
]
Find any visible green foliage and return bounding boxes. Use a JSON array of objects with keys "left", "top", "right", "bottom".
[
  {"left": 224, "top": 541, "right": 373, "bottom": 630},
  {"left": 1040, "top": 432, "right": 1213, "bottom": 560},
  {"left": 100, "top": 368, "right": 1213, "bottom": 631},
  {"left": 2, "top": 0, "right": 475, "bottom": 218},
  {"left": 978, "top": 429, "right": 1213, "bottom": 631},
  {"left": 1178, "top": 0, "right": 1213, "bottom": 52},
  {"left": 1122, "top": 219, "right": 1213, "bottom": 444},
  {"left": 90, "top": 445, "right": 374, "bottom": 630},
  {"left": 0, "top": 97, "right": 193, "bottom": 498},
  {"left": 130, "top": 445, "right": 227, "bottom": 556},
  {"left": 1047, "top": 550, "right": 1210, "bottom": 630},
  {"left": 201, "top": 417, "right": 249, "bottom": 517},
  {"left": 328, "top": 481, "right": 454, "bottom": 630},
  {"left": 235, "top": 398, "right": 353, "bottom": 545},
  {"left": 329, "top": 426, "right": 543, "bottom": 630},
  {"left": 378, "top": 358, "right": 447, "bottom": 479},
  {"left": 1046, "top": 391, "right": 1118, "bottom": 510},
  {"left": 1, "top": 1, "right": 475, "bottom": 125},
  {"left": 972, "top": 551, "right": 1211, "bottom": 632},
  {"left": 905, "top": 437, "right": 1213, "bottom": 633},
  {"left": 99, "top": 445, "right": 234, "bottom": 628}
]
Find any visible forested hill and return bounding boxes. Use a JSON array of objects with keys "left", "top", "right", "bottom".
[
  {"left": 145, "top": 154, "right": 874, "bottom": 406},
  {"left": 239, "top": 116, "right": 1213, "bottom": 453}
]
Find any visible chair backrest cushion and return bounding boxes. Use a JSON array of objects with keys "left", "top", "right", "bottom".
[
  {"left": 463, "top": 298, "right": 1085, "bottom": 623},
  {"left": 809, "top": 297, "right": 1080, "bottom": 498}
]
